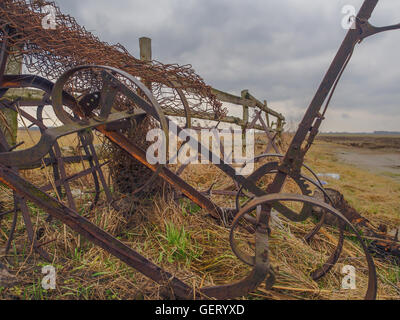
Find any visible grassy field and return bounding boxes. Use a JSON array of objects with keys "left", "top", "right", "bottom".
[{"left": 0, "top": 131, "right": 399, "bottom": 300}]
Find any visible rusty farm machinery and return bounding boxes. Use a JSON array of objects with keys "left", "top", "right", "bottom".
[{"left": 0, "top": 0, "right": 399, "bottom": 300}]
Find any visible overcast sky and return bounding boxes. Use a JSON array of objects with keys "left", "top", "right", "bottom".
[{"left": 54, "top": 0, "right": 400, "bottom": 132}]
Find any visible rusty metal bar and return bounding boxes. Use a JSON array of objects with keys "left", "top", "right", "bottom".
[{"left": 0, "top": 163, "right": 194, "bottom": 299}]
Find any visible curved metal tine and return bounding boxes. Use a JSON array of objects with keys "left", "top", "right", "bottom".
[
  {"left": 201, "top": 223, "right": 272, "bottom": 299},
  {"left": 36, "top": 105, "right": 63, "bottom": 204},
  {"left": 5, "top": 193, "right": 19, "bottom": 256},
  {"left": 297, "top": 176, "right": 346, "bottom": 279},
  {"left": 0, "top": 122, "right": 51, "bottom": 261},
  {"left": 81, "top": 131, "right": 114, "bottom": 208},
  {"left": 212, "top": 128, "right": 226, "bottom": 160},
  {"left": 36, "top": 104, "right": 77, "bottom": 211},
  {"left": 96, "top": 70, "right": 119, "bottom": 121},
  {"left": 311, "top": 221, "right": 345, "bottom": 281},
  {"left": 78, "top": 133, "right": 101, "bottom": 211},
  {"left": 256, "top": 112, "right": 280, "bottom": 154},
  {"left": 175, "top": 88, "right": 192, "bottom": 129},
  {"left": 289, "top": 171, "right": 342, "bottom": 244},
  {"left": 19, "top": 199, "right": 51, "bottom": 261},
  {"left": 52, "top": 143, "right": 77, "bottom": 212}
]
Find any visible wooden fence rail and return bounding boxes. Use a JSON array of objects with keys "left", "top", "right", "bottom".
[
  {"left": 0, "top": 37, "right": 286, "bottom": 153},
  {"left": 138, "top": 38, "right": 285, "bottom": 153}
]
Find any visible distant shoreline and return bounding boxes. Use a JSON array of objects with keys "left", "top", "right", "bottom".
[{"left": 320, "top": 131, "right": 400, "bottom": 136}]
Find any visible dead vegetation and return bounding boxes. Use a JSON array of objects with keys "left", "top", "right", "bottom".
[{"left": 0, "top": 132, "right": 400, "bottom": 300}]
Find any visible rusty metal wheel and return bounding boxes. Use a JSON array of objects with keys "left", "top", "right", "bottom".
[
  {"left": 51, "top": 65, "right": 170, "bottom": 196},
  {"left": 235, "top": 161, "right": 314, "bottom": 221},
  {"left": 229, "top": 193, "right": 377, "bottom": 300},
  {"left": 233, "top": 159, "right": 347, "bottom": 281}
]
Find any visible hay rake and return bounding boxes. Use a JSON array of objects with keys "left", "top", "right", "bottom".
[{"left": 0, "top": 0, "right": 399, "bottom": 299}]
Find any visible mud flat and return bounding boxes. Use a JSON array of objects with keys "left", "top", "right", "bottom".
[
  {"left": 337, "top": 148, "right": 400, "bottom": 182},
  {"left": 317, "top": 134, "right": 400, "bottom": 182}
]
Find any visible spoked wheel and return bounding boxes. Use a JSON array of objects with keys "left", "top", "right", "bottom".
[
  {"left": 234, "top": 153, "right": 325, "bottom": 213},
  {"left": 0, "top": 101, "right": 107, "bottom": 261},
  {"left": 234, "top": 159, "right": 347, "bottom": 277},
  {"left": 235, "top": 161, "right": 314, "bottom": 221},
  {"left": 0, "top": 72, "right": 143, "bottom": 261},
  {"left": 229, "top": 193, "right": 377, "bottom": 300},
  {"left": 51, "top": 65, "right": 171, "bottom": 196},
  {"left": 0, "top": 74, "right": 114, "bottom": 213}
]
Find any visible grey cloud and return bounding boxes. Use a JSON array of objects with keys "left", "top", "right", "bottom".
[{"left": 55, "top": 0, "right": 400, "bottom": 132}]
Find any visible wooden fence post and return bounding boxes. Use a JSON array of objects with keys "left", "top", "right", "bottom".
[
  {"left": 241, "top": 90, "right": 249, "bottom": 147},
  {"left": 139, "top": 37, "right": 153, "bottom": 90},
  {"left": 264, "top": 100, "right": 271, "bottom": 128},
  {"left": 241, "top": 90, "right": 249, "bottom": 126},
  {"left": 139, "top": 37, "right": 152, "bottom": 62}
]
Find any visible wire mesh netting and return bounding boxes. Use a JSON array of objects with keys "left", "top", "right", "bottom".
[{"left": 0, "top": 0, "right": 226, "bottom": 119}]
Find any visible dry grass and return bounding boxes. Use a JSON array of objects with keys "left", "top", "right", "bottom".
[{"left": 0, "top": 131, "right": 399, "bottom": 300}]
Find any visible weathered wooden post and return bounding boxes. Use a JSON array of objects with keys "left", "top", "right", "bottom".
[
  {"left": 241, "top": 90, "right": 249, "bottom": 127},
  {"left": 241, "top": 90, "right": 249, "bottom": 147},
  {"left": 139, "top": 37, "right": 153, "bottom": 90},
  {"left": 139, "top": 37, "right": 152, "bottom": 62},
  {"left": 277, "top": 118, "right": 283, "bottom": 138},
  {"left": 264, "top": 100, "right": 271, "bottom": 128}
]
